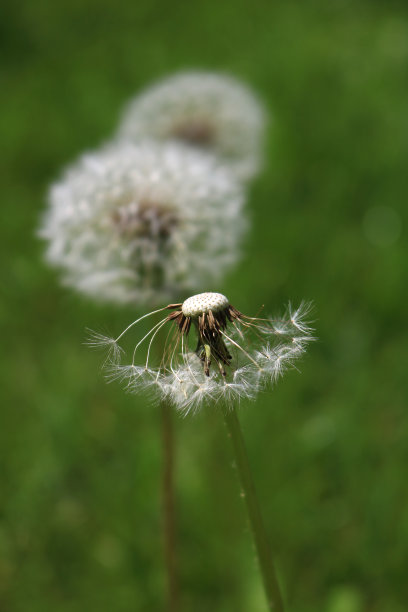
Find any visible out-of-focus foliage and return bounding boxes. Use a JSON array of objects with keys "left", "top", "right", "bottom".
[{"left": 1, "top": 1, "right": 408, "bottom": 611}]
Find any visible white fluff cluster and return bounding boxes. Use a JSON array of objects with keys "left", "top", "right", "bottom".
[
  {"left": 94, "top": 300, "right": 314, "bottom": 415},
  {"left": 40, "top": 142, "right": 245, "bottom": 304},
  {"left": 116, "top": 71, "right": 266, "bottom": 182}
]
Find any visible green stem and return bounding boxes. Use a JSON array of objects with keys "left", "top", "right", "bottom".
[
  {"left": 160, "top": 399, "right": 180, "bottom": 612},
  {"left": 155, "top": 326, "right": 180, "bottom": 612},
  {"left": 224, "top": 406, "right": 284, "bottom": 612}
]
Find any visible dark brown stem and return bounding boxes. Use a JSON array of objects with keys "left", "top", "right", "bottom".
[{"left": 160, "top": 399, "right": 180, "bottom": 612}]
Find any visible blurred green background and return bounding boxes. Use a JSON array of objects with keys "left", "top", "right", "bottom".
[{"left": 2, "top": 0, "right": 408, "bottom": 610}]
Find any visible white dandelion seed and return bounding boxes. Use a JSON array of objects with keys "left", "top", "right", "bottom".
[
  {"left": 85, "top": 330, "right": 124, "bottom": 365},
  {"left": 92, "top": 291, "right": 314, "bottom": 414},
  {"left": 40, "top": 142, "right": 246, "bottom": 305},
  {"left": 116, "top": 71, "right": 267, "bottom": 182}
]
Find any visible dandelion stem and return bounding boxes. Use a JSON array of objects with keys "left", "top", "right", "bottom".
[
  {"left": 223, "top": 406, "right": 284, "bottom": 612},
  {"left": 160, "top": 399, "right": 180, "bottom": 612}
]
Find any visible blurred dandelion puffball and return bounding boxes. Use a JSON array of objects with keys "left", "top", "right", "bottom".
[
  {"left": 116, "top": 71, "right": 266, "bottom": 182},
  {"left": 41, "top": 142, "right": 246, "bottom": 305},
  {"left": 91, "top": 292, "right": 314, "bottom": 415}
]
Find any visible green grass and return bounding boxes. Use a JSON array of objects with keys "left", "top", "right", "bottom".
[{"left": 1, "top": 1, "right": 408, "bottom": 610}]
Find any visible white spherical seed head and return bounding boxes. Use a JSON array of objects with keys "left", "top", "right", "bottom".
[
  {"left": 116, "top": 71, "right": 266, "bottom": 182},
  {"left": 40, "top": 142, "right": 246, "bottom": 305},
  {"left": 182, "top": 292, "right": 229, "bottom": 318}
]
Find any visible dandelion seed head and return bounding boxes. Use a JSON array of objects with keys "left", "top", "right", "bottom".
[
  {"left": 41, "top": 142, "right": 246, "bottom": 305},
  {"left": 116, "top": 71, "right": 266, "bottom": 181},
  {"left": 93, "top": 294, "right": 314, "bottom": 413}
]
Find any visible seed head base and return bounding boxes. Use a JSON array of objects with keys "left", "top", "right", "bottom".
[{"left": 166, "top": 293, "right": 243, "bottom": 377}]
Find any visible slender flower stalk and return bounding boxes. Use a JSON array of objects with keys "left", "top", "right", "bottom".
[
  {"left": 224, "top": 406, "right": 284, "bottom": 612},
  {"left": 160, "top": 398, "right": 179, "bottom": 612}
]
